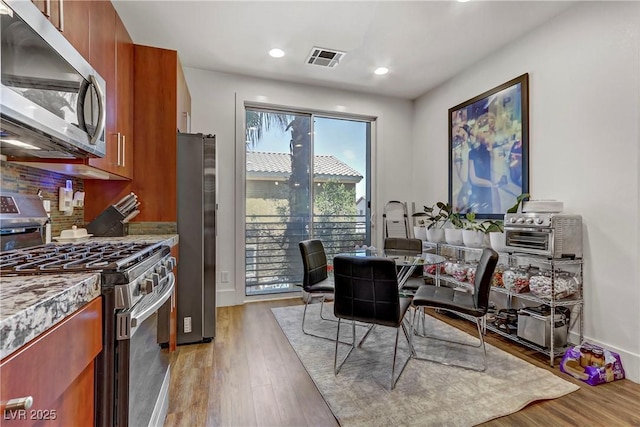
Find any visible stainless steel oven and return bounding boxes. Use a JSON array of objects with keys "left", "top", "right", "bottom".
[
  {"left": 504, "top": 212, "right": 583, "bottom": 259},
  {"left": 0, "top": 239, "right": 176, "bottom": 427},
  {"left": 114, "top": 261, "right": 175, "bottom": 427}
]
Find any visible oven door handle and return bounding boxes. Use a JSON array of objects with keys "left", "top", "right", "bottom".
[{"left": 116, "top": 273, "right": 175, "bottom": 340}]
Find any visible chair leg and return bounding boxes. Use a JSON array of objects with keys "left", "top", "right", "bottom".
[
  {"left": 389, "top": 323, "right": 414, "bottom": 389},
  {"left": 410, "top": 310, "right": 487, "bottom": 372},
  {"left": 303, "top": 294, "right": 367, "bottom": 343},
  {"left": 357, "top": 324, "right": 376, "bottom": 347},
  {"left": 334, "top": 319, "right": 358, "bottom": 375},
  {"left": 334, "top": 319, "right": 412, "bottom": 390},
  {"left": 318, "top": 296, "right": 337, "bottom": 322},
  {"left": 412, "top": 307, "right": 484, "bottom": 348}
]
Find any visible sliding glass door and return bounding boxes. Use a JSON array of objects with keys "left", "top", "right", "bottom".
[{"left": 245, "top": 107, "right": 371, "bottom": 296}]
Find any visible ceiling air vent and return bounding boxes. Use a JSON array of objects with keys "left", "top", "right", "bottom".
[{"left": 306, "top": 47, "right": 346, "bottom": 68}]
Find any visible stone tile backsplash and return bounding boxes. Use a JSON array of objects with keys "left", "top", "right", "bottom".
[{"left": 1, "top": 161, "right": 84, "bottom": 235}]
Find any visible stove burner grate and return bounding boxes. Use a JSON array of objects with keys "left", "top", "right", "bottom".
[{"left": 0, "top": 241, "right": 166, "bottom": 275}]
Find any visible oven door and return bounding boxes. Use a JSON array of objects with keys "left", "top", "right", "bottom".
[
  {"left": 504, "top": 227, "right": 554, "bottom": 257},
  {"left": 115, "top": 272, "right": 174, "bottom": 427}
]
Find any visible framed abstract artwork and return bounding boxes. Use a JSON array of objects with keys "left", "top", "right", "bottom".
[{"left": 448, "top": 73, "right": 529, "bottom": 219}]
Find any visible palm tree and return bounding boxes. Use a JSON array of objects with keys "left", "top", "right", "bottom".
[{"left": 245, "top": 110, "right": 311, "bottom": 281}]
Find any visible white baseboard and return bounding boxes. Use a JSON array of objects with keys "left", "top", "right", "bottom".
[{"left": 216, "top": 289, "right": 237, "bottom": 307}]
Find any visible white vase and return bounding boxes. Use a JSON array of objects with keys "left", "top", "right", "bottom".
[
  {"left": 413, "top": 226, "right": 427, "bottom": 240},
  {"left": 444, "top": 228, "right": 464, "bottom": 245},
  {"left": 426, "top": 228, "right": 445, "bottom": 243},
  {"left": 462, "top": 229, "right": 485, "bottom": 248},
  {"left": 489, "top": 231, "right": 507, "bottom": 253}
]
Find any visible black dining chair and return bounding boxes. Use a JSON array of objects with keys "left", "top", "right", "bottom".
[
  {"left": 410, "top": 247, "right": 498, "bottom": 371},
  {"left": 383, "top": 237, "right": 424, "bottom": 291},
  {"left": 298, "top": 239, "right": 337, "bottom": 340},
  {"left": 332, "top": 254, "right": 414, "bottom": 390}
]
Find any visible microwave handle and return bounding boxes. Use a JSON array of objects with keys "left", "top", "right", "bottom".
[{"left": 89, "top": 74, "right": 106, "bottom": 146}]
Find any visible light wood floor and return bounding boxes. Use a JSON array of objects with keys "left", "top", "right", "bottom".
[{"left": 165, "top": 299, "right": 640, "bottom": 427}]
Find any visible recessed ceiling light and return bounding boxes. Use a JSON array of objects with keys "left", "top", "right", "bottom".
[
  {"left": 457, "top": 0, "right": 471, "bottom": 3},
  {"left": 269, "top": 48, "right": 285, "bottom": 58},
  {"left": 374, "top": 67, "right": 389, "bottom": 75}
]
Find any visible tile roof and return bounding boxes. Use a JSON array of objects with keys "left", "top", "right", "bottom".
[{"left": 246, "top": 152, "right": 362, "bottom": 182}]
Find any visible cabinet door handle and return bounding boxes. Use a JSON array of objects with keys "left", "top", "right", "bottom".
[
  {"left": 58, "top": 0, "right": 64, "bottom": 31},
  {"left": 122, "top": 135, "right": 126, "bottom": 168},
  {"left": 2, "top": 396, "right": 33, "bottom": 413},
  {"left": 44, "top": 0, "right": 50, "bottom": 17},
  {"left": 116, "top": 132, "right": 121, "bottom": 166}
]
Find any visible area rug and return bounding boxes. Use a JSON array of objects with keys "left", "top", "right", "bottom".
[{"left": 271, "top": 303, "right": 579, "bottom": 427}]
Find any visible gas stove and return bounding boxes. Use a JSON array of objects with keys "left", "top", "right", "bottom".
[
  {"left": 0, "top": 241, "right": 175, "bottom": 309},
  {"left": 0, "top": 193, "right": 176, "bottom": 427}
]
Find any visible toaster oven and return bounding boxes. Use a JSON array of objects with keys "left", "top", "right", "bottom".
[{"left": 504, "top": 213, "right": 582, "bottom": 259}]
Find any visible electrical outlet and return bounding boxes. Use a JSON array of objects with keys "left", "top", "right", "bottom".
[
  {"left": 221, "top": 271, "right": 229, "bottom": 283},
  {"left": 183, "top": 317, "right": 192, "bottom": 333}
]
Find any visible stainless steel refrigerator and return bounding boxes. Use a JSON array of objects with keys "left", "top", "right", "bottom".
[{"left": 177, "top": 133, "right": 216, "bottom": 344}]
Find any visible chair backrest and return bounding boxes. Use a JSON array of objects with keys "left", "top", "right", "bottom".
[
  {"left": 473, "top": 248, "right": 499, "bottom": 312},
  {"left": 299, "top": 239, "right": 328, "bottom": 289},
  {"left": 333, "top": 255, "right": 402, "bottom": 327},
  {"left": 384, "top": 238, "right": 423, "bottom": 277},
  {"left": 384, "top": 237, "right": 422, "bottom": 253}
]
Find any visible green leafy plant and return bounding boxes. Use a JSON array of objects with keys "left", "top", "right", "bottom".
[
  {"left": 447, "top": 204, "right": 465, "bottom": 229},
  {"left": 412, "top": 202, "right": 449, "bottom": 229},
  {"left": 506, "top": 193, "right": 531, "bottom": 214},
  {"left": 481, "top": 219, "right": 504, "bottom": 233},
  {"left": 464, "top": 211, "right": 484, "bottom": 231}
]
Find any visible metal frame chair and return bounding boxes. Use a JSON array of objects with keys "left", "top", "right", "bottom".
[
  {"left": 333, "top": 255, "right": 414, "bottom": 389},
  {"left": 410, "top": 248, "right": 498, "bottom": 371},
  {"left": 298, "top": 239, "right": 336, "bottom": 341},
  {"left": 383, "top": 237, "right": 424, "bottom": 291}
]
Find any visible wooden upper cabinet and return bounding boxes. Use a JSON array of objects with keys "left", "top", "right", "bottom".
[
  {"left": 30, "top": 0, "right": 90, "bottom": 64},
  {"left": 87, "top": 1, "right": 117, "bottom": 176},
  {"left": 31, "top": 0, "right": 61, "bottom": 31},
  {"left": 85, "top": 1, "right": 134, "bottom": 180},
  {"left": 116, "top": 15, "right": 134, "bottom": 179},
  {"left": 133, "top": 46, "right": 193, "bottom": 222},
  {"left": 59, "top": 0, "right": 90, "bottom": 61}
]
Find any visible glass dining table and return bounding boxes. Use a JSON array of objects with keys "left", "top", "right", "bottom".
[{"left": 336, "top": 248, "right": 447, "bottom": 293}]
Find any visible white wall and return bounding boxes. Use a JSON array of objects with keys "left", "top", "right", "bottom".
[
  {"left": 412, "top": 2, "right": 640, "bottom": 382},
  {"left": 183, "top": 69, "right": 414, "bottom": 306}
]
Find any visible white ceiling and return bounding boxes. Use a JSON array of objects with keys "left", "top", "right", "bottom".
[{"left": 112, "top": 1, "right": 577, "bottom": 100}]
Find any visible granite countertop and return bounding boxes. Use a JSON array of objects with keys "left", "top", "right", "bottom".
[
  {"left": 0, "top": 273, "right": 101, "bottom": 359},
  {"left": 0, "top": 234, "right": 178, "bottom": 360}
]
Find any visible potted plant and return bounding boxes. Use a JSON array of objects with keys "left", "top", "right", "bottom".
[
  {"left": 444, "top": 204, "right": 465, "bottom": 245},
  {"left": 462, "top": 211, "right": 485, "bottom": 248},
  {"left": 482, "top": 219, "right": 506, "bottom": 252},
  {"left": 412, "top": 218, "right": 427, "bottom": 240},
  {"left": 426, "top": 202, "right": 449, "bottom": 243},
  {"left": 412, "top": 203, "right": 446, "bottom": 242}
]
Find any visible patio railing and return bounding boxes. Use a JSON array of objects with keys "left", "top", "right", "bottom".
[{"left": 245, "top": 214, "right": 367, "bottom": 295}]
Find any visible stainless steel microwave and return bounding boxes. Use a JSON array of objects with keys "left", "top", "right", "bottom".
[{"left": 0, "top": 0, "right": 106, "bottom": 159}]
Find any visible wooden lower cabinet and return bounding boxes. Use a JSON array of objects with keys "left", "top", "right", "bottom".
[{"left": 0, "top": 298, "right": 103, "bottom": 426}]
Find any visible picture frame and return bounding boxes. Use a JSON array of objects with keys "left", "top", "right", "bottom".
[{"left": 448, "top": 73, "right": 529, "bottom": 219}]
